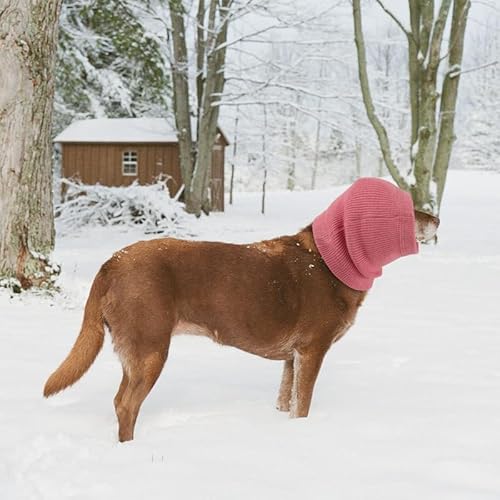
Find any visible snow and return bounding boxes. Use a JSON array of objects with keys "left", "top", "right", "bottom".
[
  {"left": 448, "top": 64, "right": 462, "bottom": 79},
  {"left": 54, "top": 118, "right": 179, "bottom": 143},
  {"left": 1, "top": 170, "right": 500, "bottom": 499},
  {"left": 56, "top": 180, "right": 191, "bottom": 237},
  {"left": 54, "top": 117, "right": 229, "bottom": 147}
]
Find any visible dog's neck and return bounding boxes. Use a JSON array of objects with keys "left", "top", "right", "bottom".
[
  {"left": 297, "top": 224, "right": 368, "bottom": 304},
  {"left": 295, "top": 225, "right": 320, "bottom": 254}
]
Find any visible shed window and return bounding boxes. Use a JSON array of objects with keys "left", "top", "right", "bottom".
[{"left": 122, "top": 151, "right": 138, "bottom": 176}]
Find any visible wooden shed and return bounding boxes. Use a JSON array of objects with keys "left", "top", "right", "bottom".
[{"left": 54, "top": 118, "right": 228, "bottom": 211}]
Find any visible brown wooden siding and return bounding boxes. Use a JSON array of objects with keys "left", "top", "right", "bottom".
[
  {"left": 61, "top": 143, "right": 183, "bottom": 197},
  {"left": 61, "top": 141, "right": 225, "bottom": 211}
]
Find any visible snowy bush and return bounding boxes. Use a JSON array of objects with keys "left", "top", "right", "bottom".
[{"left": 56, "top": 179, "right": 193, "bottom": 237}]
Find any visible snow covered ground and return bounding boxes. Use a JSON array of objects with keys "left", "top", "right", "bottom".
[{"left": 1, "top": 170, "right": 499, "bottom": 500}]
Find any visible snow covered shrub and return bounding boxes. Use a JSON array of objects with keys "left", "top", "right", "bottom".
[
  {"left": 56, "top": 179, "right": 193, "bottom": 237},
  {"left": 0, "top": 277, "right": 23, "bottom": 294}
]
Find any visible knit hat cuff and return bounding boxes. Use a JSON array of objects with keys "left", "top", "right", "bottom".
[{"left": 312, "top": 223, "right": 375, "bottom": 291}]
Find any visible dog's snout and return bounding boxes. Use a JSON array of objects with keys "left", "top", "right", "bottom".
[{"left": 414, "top": 210, "right": 440, "bottom": 243}]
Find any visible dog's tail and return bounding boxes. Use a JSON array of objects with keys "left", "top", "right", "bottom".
[{"left": 44, "top": 274, "right": 106, "bottom": 397}]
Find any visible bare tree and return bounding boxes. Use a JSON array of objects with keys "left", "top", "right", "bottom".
[
  {"left": 353, "top": 0, "right": 471, "bottom": 214},
  {"left": 457, "top": 18, "right": 500, "bottom": 171},
  {"left": 223, "top": 32, "right": 359, "bottom": 191},
  {"left": 167, "top": 0, "right": 232, "bottom": 216},
  {"left": 261, "top": 104, "right": 268, "bottom": 214},
  {"left": 229, "top": 104, "right": 239, "bottom": 204},
  {"left": 0, "top": 1, "right": 62, "bottom": 290}
]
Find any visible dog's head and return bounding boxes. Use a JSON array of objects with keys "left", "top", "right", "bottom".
[{"left": 414, "top": 211, "right": 440, "bottom": 243}]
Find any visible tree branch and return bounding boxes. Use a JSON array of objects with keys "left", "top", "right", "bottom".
[
  {"left": 375, "top": 0, "right": 411, "bottom": 40},
  {"left": 352, "top": 0, "right": 409, "bottom": 189},
  {"left": 426, "top": 0, "right": 452, "bottom": 73},
  {"left": 455, "top": 59, "right": 498, "bottom": 76}
]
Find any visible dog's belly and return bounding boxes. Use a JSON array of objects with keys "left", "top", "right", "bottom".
[{"left": 172, "top": 320, "right": 296, "bottom": 360}]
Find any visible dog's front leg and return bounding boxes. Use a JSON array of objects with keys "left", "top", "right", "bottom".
[
  {"left": 276, "top": 359, "right": 294, "bottom": 412},
  {"left": 289, "top": 348, "right": 327, "bottom": 418}
]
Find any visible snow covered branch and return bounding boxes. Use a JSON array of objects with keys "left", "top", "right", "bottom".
[{"left": 56, "top": 180, "right": 193, "bottom": 237}]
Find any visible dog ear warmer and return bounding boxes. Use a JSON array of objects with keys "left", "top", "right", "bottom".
[{"left": 312, "top": 178, "right": 418, "bottom": 291}]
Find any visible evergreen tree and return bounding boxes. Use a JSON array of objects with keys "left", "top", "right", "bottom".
[{"left": 55, "top": 0, "right": 170, "bottom": 133}]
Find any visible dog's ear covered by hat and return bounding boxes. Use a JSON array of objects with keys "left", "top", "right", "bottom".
[{"left": 312, "top": 178, "right": 425, "bottom": 291}]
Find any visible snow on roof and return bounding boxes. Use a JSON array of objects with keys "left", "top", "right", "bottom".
[
  {"left": 54, "top": 118, "right": 180, "bottom": 144},
  {"left": 54, "top": 117, "right": 229, "bottom": 145}
]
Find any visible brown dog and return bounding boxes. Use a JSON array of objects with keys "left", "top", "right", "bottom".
[{"left": 44, "top": 211, "right": 438, "bottom": 442}]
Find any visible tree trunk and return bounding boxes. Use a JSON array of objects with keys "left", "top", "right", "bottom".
[
  {"left": 196, "top": 0, "right": 205, "bottom": 132},
  {"left": 410, "top": 0, "right": 453, "bottom": 212},
  {"left": 353, "top": 0, "right": 470, "bottom": 216},
  {"left": 168, "top": 0, "right": 231, "bottom": 216},
  {"left": 168, "top": 0, "right": 195, "bottom": 208},
  {"left": 229, "top": 106, "right": 239, "bottom": 204},
  {"left": 352, "top": 0, "right": 409, "bottom": 191},
  {"left": 261, "top": 105, "right": 268, "bottom": 215},
  {"left": 433, "top": 0, "right": 470, "bottom": 209},
  {"left": 311, "top": 111, "right": 321, "bottom": 190},
  {"left": 286, "top": 94, "right": 300, "bottom": 191},
  {"left": 190, "top": 0, "right": 231, "bottom": 216},
  {"left": 0, "top": 0, "right": 62, "bottom": 289},
  {"left": 355, "top": 139, "right": 362, "bottom": 178}
]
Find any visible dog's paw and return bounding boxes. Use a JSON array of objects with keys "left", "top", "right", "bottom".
[{"left": 275, "top": 400, "right": 290, "bottom": 412}]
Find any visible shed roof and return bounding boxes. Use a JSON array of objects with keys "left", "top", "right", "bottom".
[{"left": 54, "top": 117, "right": 229, "bottom": 145}]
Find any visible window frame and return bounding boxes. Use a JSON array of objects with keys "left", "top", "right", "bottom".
[{"left": 122, "top": 150, "right": 138, "bottom": 176}]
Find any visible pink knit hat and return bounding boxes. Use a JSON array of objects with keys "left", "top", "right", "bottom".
[{"left": 312, "top": 178, "right": 418, "bottom": 291}]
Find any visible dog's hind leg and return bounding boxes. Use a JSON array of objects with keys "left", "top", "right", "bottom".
[
  {"left": 116, "top": 347, "right": 168, "bottom": 442},
  {"left": 289, "top": 348, "right": 327, "bottom": 418},
  {"left": 114, "top": 366, "right": 129, "bottom": 412},
  {"left": 276, "top": 359, "right": 294, "bottom": 412}
]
